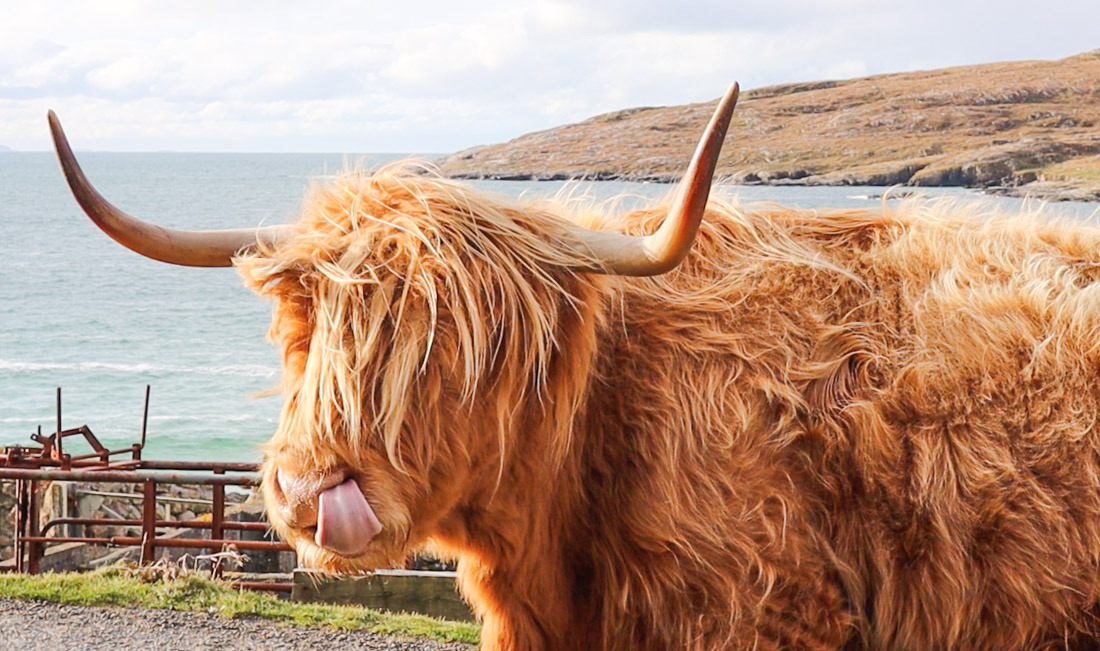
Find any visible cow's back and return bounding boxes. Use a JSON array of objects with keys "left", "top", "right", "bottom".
[{"left": 602, "top": 201, "right": 1100, "bottom": 648}]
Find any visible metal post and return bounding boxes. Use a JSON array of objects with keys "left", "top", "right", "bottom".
[
  {"left": 27, "top": 479, "right": 41, "bottom": 574},
  {"left": 55, "top": 388, "right": 63, "bottom": 460},
  {"left": 14, "top": 479, "right": 26, "bottom": 573},
  {"left": 138, "top": 385, "right": 150, "bottom": 458},
  {"left": 141, "top": 480, "right": 156, "bottom": 564},
  {"left": 212, "top": 483, "right": 225, "bottom": 542}
]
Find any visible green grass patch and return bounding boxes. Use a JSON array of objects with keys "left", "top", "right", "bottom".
[{"left": 0, "top": 567, "right": 479, "bottom": 646}]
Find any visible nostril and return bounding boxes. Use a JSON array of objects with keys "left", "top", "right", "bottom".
[
  {"left": 276, "top": 468, "right": 318, "bottom": 528},
  {"left": 274, "top": 467, "right": 348, "bottom": 529}
]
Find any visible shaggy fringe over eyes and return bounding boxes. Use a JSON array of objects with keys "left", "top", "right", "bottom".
[{"left": 236, "top": 163, "right": 606, "bottom": 469}]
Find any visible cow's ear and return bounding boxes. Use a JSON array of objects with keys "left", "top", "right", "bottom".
[
  {"left": 236, "top": 251, "right": 314, "bottom": 341},
  {"left": 236, "top": 251, "right": 307, "bottom": 298}
]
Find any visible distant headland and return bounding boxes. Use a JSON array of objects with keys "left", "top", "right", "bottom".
[{"left": 437, "top": 51, "right": 1100, "bottom": 202}]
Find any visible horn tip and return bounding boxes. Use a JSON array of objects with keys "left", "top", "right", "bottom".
[
  {"left": 726, "top": 82, "right": 740, "bottom": 103},
  {"left": 47, "top": 110, "right": 66, "bottom": 144}
]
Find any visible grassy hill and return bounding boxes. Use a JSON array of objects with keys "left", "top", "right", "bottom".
[{"left": 438, "top": 51, "right": 1100, "bottom": 201}]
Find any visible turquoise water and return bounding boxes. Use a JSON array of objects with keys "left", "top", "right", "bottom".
[{"left": 2, "top": 151, "right": 1098, "bottom": 462}]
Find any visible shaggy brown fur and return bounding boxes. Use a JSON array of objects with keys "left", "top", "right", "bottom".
[{"left": 242, "top": 165, "right": 1100, "bottom": 649}]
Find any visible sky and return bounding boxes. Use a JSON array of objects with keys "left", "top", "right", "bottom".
[{"left": 1, "top": 0, "right": 1098, "bottom": 153}]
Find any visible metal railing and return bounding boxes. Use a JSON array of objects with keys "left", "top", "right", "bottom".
[{"left": 0, "top": 388, "right": 292, "bottom": 592}]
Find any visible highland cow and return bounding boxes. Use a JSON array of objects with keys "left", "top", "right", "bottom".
[{"left": 48, "top": 84, "right": 1100, "bottom": 649}]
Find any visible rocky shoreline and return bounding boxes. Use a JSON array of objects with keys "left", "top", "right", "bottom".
[{"left": 438, "top": 51, "right": 1100, "bottom": 203}]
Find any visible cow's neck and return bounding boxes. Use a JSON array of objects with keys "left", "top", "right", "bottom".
[
  {"left": 426, "top": 409, "right": 591, "bottom": 648},
  {"left": 431, "top": 275, "right": 610, "bottom": 648}
]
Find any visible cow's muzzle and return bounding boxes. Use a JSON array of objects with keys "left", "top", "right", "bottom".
[{"left": 272, "top": 467, "right": 382, "bottom": 557}]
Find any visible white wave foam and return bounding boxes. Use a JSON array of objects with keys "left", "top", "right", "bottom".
[
  {"left": 0, "top": 358, "right": 278, "bottom": 378},
  {"left": 0, "top": 416, "right": 47, "bottom": 424},
  {"left": 145, "top": 414, "right": 277, "bottom": 424},
  {"left": 0, "top": 413, "right": 276, "bottom": 424}
]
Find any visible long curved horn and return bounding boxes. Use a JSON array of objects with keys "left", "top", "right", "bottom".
[
  {"left": 48, "top": 111, "right": 291, "bottom": 267},
  {"left": 569, "top": 82, "right": 739, "bottom": 276}
]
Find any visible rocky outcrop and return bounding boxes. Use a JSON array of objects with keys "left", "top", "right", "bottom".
[{"left": 437, "top": 50, "right": 1100, "bottom": 201}]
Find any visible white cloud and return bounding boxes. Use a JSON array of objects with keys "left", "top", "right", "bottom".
[
  {"left": 85, "top": 54, "right": 161, "bottom": 92},
  {"left": 1, "top": 0, "right": 1097, "bottom": 152}
]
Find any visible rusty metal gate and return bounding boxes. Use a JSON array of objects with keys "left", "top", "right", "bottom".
[{"left": 1, "top": 388, "right": 292, "bottom": 592}]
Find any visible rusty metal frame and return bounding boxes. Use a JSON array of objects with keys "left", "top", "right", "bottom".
[
  {"left": 0, "top": 467, "right": 292, "bottom": 592},
  {"left": 0, "top": 387, "right": 293, "bottom": 592}
]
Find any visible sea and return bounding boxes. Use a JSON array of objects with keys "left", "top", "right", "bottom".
[{"left": 2, "top": 151, "right": 1099, "bottom": 463}]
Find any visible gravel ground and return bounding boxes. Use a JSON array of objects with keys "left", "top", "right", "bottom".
[{"left": 0, "top": 599, "right": 476, "bottom": 650}]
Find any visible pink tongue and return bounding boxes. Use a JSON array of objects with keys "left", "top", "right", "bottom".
[{"left": 315, "top": 479, "right": 382, "bottom": 557}]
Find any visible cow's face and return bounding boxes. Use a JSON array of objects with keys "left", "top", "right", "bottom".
[
  {"left": 240, "top": 173, "right": 505, "bottom": 571},
  {"left": 237, "top": 167, "right": 627, "bottom": 571}
]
